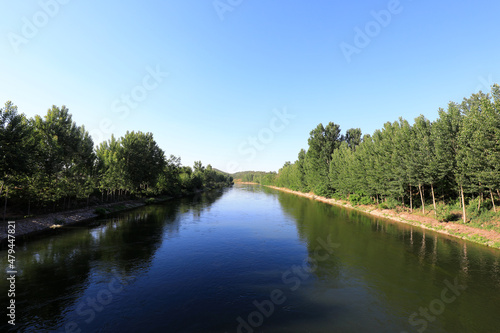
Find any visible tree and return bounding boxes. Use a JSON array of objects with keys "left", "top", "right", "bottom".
[
  {"left": 295, "top": 149, "right": 308, "bottom": 192},
  {"left": 0, "top": 101, "right": 31, "bottom": 192},
  {"left": 432, "top": 103, "right": 462, "bottom": 204},
  {"left": 345, "top": 128, "right": 362, "bottom": 150},
  {"left": 120, "top": 131, "right": 165, "bottom": 193},
  {"left": 156, "top": 155, "right": 182, "bottom": 196},
  {"left": 0, "top": 101, "right": 33, "bottom": 218},
  {"left": 408, "top": 115, "right": 434, "bottom": 214},
  {"left": 32, "top": 105, "right": 95, "bottom": 208},
  {"left": 96, "top": 135, "right": 128, "bottom": 201},
  {"left": 305, "top": 122, "right": 343, "bottom": 196},
  {"left": 457, "top": 90, "right": 500, "bottom": 216}
]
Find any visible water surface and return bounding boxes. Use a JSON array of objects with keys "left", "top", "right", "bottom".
[{"left": 1, "top": 185, "right": 500, "bottom": 332}]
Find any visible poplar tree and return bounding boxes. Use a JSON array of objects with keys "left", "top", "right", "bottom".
[{"left": 305, "top": 122, "right": 342, "bottom": 196}]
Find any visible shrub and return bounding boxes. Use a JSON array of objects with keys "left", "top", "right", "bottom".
[
  {"left": 436, "top": 203, "right": 454, "bottom": 222},
  {"left": 145, "top": 198, "right": 156, "bottom": 205},
  {"left": 349, "top": 193, "right": 361, "bottom": 205},
  {"left": 466, "top": 197, "right": 491, "bottom": 220},
  {"left": 348, "top": 191, "right": 372, "bottom": 206},
  {"left": 94, "top": 207, "right": 107, "bottom": 216},
  {"left": 359, "top": 196, "right": 372, "bottom": 205},
  {"left": 385, "top": 197, "right": 399, "bottom": 209},
  {"left": 378, "top": 203, "right": 388, "bottom": 209}
]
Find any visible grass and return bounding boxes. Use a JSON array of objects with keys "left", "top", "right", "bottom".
[
  {"left": 468, "top": 234, "right": 490, "bottom": 244},
  {"left": 109, "top": 204, "right": 126, "bottom": 212}
]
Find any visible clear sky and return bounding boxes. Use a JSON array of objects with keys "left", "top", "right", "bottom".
[{"left": 1, "top": 0, "right": 499, "bottom": 173}]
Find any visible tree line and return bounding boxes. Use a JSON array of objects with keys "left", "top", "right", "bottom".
[
  {"left": 0, "top": 102, "right": 233, "bottom": 217},
  {"left": 252, "top": 85, "right": 500, "bottom": 224}
]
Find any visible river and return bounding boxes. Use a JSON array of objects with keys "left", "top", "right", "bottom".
[{"left": 1, "top": 184, "right": 500, "bottom": 332}]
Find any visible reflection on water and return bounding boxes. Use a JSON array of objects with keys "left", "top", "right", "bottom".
[{"left": 1, "top": 185, "right": 499, "bottom": 332}]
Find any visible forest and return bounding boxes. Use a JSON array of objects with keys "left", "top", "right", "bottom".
[
  {"left": 248, "top": 85, "right": 500, "bottom": 225},
  {"left": 0, "top": 103, "right": 233, "bottom": 218}
]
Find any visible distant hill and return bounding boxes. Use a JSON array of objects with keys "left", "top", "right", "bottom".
[
  {"left": 232, "top": 171, "right": 276, "bottom": 183},
  {"left": 213, "top": 168, "right": 230, "bottom": 175}
]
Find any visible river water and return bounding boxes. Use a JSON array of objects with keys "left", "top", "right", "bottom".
[{"left": 1, "top": 184, "right": 500, "bottom": 332}]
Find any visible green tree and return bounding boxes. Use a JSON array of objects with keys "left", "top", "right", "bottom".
[
  {"left": 432, "top": 102, "right": 462, "bottom": 205},
  {"left": 408, "top": 115, "right": 434, "bottom": 214},
  {"left": 305, "top": 122, "right": 343, "bottom": 196},
  {"left": 0, "top": 101, "right": 33, "bottom": 217},
  {"left": 457, "top": 89, "right": 500, "bottom": 217},
  {"left": 120, "top": 131, "right": 165, "bottom": 194},
  {"left": 345, "top": 128, "right": 362, "bottom": 150},
  {"left": 33, "top": 105, "right": 95, "bottom": 208}
]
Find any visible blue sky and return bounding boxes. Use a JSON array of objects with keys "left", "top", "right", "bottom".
[{"left": 1, "top": 0, "right": 499, "bottom": 173}]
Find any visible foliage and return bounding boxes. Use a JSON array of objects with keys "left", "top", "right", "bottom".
[
  {"left": 94, "top": 207, "right": 108, "bottom": 216},
  {"left": 0, "top": 102, "right": 233, "bottom": 216},
  {"left": 349, "top": 191, "right": 371, "bottom": 206},
  {"left": 145, "top": 198, "right": 156, "bottom": 205},
  {"left": 266, "top": 84, "right": 500, "bottom": 226}
]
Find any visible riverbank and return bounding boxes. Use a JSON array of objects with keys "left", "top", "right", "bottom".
[
  {"left": 0, "top": 186, "right": 230, "bottom": 247},
  {"left": 267, "top": 185, "right": 500, "bottom": 249},
  {"left": 0, "top": 199, "right": 157, "bottom": 247}
]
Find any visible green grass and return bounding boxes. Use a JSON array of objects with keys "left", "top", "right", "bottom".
[
  {"left": 468, "top": 234, "right": 489, "bottom": 244},
  {"left": 432, "top": 225, "right": 445, "bottom": 231}
]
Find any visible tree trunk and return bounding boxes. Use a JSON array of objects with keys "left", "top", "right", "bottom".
[
  {"left": 461, "top": 185, "right": 466, "bottom": 223},
  {"left": 491, "top": 189, "right": 496, "bottom": 213},
  {"left": 0, "top": 181, "right": 3, "bottom": 197},
  {"left": 409, "top": 184, "right": 413, "bottom": 213},
  {"left": 431, "top": 183, "right": 437, "bottom": 216},
  {"left": 27, "top": 198, "right": 31, "bottom": 216},
  {"left": 418, "top": 183, "right": 425, "bottom": 214},
  {"left": 478, "top": 191, "right": 482, "bottom": 211}
]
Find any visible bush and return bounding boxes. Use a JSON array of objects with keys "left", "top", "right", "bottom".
[
  {"left": 378, "top": 203, "right": 388, "bottom": 209},
  {"left": 385, "top": 197, "right": 399, "bottom": 209},
  {"left": 436, "top": 203, "right": 455, "bottom": 222},
  {"left": 359, "top": 196, "right": 372, "bottom": 205},
  {"left": 145, "top": 198, "right": 156, "bottom": 205},
  {"left": 94, "top": 207, "right": 107, "bottom": 216},
  {"left": 331, "top": 192, "right": 342, "bottom": 200},
  {"left": 349, "top": 193, "right": 361, "bottom": 205},
  {"left": 466, "top": 197, "right": 490, "bottom": 220}
]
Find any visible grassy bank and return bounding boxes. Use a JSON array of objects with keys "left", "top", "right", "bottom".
[{"left": 266, "top": 185, "right": 500, "bottom": 250}]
